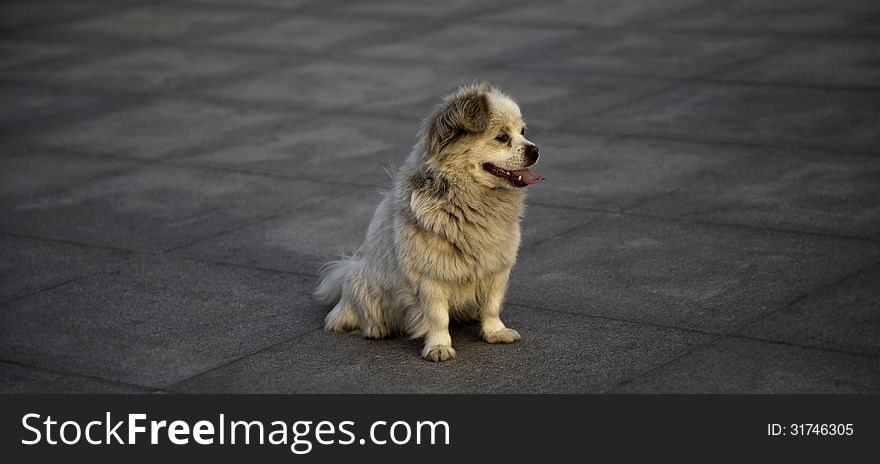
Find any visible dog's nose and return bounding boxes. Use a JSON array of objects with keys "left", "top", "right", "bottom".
[{"left": 524, "top": 145, "right": 539, "bottom": 165}]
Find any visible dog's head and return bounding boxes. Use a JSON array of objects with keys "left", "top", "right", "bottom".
[{"left": 421, "top": 82, "right": 544, "bottom": 189}]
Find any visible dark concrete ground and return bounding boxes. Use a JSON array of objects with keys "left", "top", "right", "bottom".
[{"left": 1, "top": 0, "right": 879, "bottom": 393}]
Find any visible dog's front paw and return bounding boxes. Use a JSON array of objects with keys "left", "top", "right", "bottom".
[
  {"left": 422, "top": 344, "right": 456, "bottom": 362},
  {"left": 483, "top": 328, "right": 521, "bottom": 344}
]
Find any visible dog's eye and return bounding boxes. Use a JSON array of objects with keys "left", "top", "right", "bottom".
[
  {"left": 521, "top": 128, "right": 525, "bottom": 136},
  {"left": 495, "top": 133, "right": 509, "bottom": 143}
]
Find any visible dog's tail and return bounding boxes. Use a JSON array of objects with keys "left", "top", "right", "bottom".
[{"left": 312, "top": 257, "right": 354, "bottom": 305}]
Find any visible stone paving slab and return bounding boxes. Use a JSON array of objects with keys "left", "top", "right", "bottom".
[
  {"left": 62, "top": 3, "right": 268, "bottom": 40},
  {"left": 613, "top": 337, "right": 880, "bottom": 393},
  {"left": 0, "top": 160, "right": 328, "bottom": 252},
  {"left": 521, "top": 30, "right": 781, "bottom": 79},
  {"left": 172, "top": 185, "right": 386, "bottom": 274},
  {"left": 0, "top": 146, "right": 134, "bottom": 200},
  {"left": 170, "top": 307, "right": 713, "bottom": 393},
  {"left": 207, "top": 15, "right": 399, "bottom": 53},
  {"left": 356, "top": 22, "right": 578, "bottom": 66},
  {"left": 632, "top": 147, "right": 880, "bottom": 239},
  {"left": 38, "top": 99, "right": 285, "bottom": 160},
  {"left": 181, "top": 112, "right": 416, "bottom": 186},
  {"left": 188, "top": 0, "right": 310, "bottom": 10},
  {"left": 0, "top": 234, "right": 132, "bottom": 304},
  {"left": 510, "top": 214, "right": 880, "bottom": 333},
  {"left": 653, "top": 0, "right": 879, "bottom": 34},
  {"left": 200, "top": 59, "right": 466, "bottom": 117},
  {"left": 19, "top": 46, "right": 273, "bottom": 93},
  {"left": 722, "top": 38, "right": 880, "bottom": 89},
  {"left": 522, "top": 133, "right": 751, "bottom": 212},
  {"left": 0, "top": 40, "right": 80, "bottom": 70},
  {"left": 737, "top": 263, "right": 880, "bottom": 356},
  {"left": 0, "top": 256, "right": 324, "bottom": 388},
  {"left": 330, "top": 0, "right": 491, "bottom": 19},
  {"left": 480, "top": 0, "right": 708, "bottom": 28},
  {"left": 0, "top": 0, "right": 105, "bottom": 31},
  {"left": 0, "top": 83, "right": 96, "bottom": 130},
  {"left": 579, "top": 82, "right": 880, "bottom": 153}
]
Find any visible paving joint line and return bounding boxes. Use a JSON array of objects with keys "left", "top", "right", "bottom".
[
  {"left": 530, "top": 201, "right": 880, "bottom": 245},
  {"left": 617, "top": 188, "right": 682, "bottom": 214},
  {"left": 1, "top": 271, "right": 105, "bottom": 307},
  {"left": 602, "top": 258, "right": 880, "bottom": 392},
  {"left": 624, "top": 210, "right": 880, "bottom": 244},
  {"left": 0, "top": 230, "right": 147, "bottom": 255},
  {"left": 0, "top": 231, "right": 320, "bottom": 304},
  {"left": 158, "top": 187, "right": 364, "bottom": 268},
  {"left": 728, "top": 258, "right": 880, "bottom": 337},
  {"left": 28, "top": 143, "right": 389, "bottom": 191},
  {"left": 552, "top": 127, "right": 880, "bottom": 158},
  {"left": 525, "top": 215, "right": 606, "bottom": 249},
  {"left": 174, "top": 256, "right": 319, "bottom": 280},
  {"left": 161, "top": 206, "right": 304, "bottom": 254},
  {"left": 527, "top": 201, "right": 619, "bottom": 215},
  {"left": 161, "top": 325, "right": 325, "bottom": 392},
  {"left": 727, "top": 334, "right": 880, "bottom": 359},
  {"left": 0, "top": 0, "right": 153, "bottom": 34},
  {"left": 0, "top": 358, "right": 156, "bottom": 392},
  {"left": 507, "top": 302, "right": 719, "bottom": 338},
  {"left": 600, "top": 334, "right": 725, "bottom": 393}
]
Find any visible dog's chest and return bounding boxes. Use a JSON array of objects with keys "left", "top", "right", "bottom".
[{"left": 403, "top": 191, "right": 522, "bottom": 279}]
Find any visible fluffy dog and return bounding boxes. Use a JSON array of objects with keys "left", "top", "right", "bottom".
[{"left": 313, "top": 82, "right": 543, "bottom": 362}]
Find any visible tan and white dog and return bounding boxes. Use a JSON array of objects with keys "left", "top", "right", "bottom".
[{"left": 313, "top": 82, "right": 543, "bottom": 362}]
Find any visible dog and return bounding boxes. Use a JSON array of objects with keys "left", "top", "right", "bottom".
[{"left": 313, "top": 82, "right": 543, "bottom": 362}]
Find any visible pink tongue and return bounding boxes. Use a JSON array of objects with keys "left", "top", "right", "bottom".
[{"left": 510, "top": 168, "right": 545, "bottom": 185}]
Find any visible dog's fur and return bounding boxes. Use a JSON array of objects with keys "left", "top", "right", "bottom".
[{"left": 313, "top": 82, "right": 541, "bottom": 362}]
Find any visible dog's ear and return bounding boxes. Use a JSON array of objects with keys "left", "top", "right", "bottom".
[{"left": 427, "top": 89, "right": 490, "bottom": 153}]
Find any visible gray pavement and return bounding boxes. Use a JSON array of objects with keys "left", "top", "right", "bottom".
[{"left": 1, "top": 0, "right": 879, "bottom": 393}]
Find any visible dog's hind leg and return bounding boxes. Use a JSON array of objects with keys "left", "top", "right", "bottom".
[
  {"left": 323, "top": 284, "right": 389, "bottom": 338},
  {"left": 342, "top": 268, "right": 391, "bottom": 339},
  {"left": 358, "top": 289, "right": 390, "bottom": 340},
  {"left": 325, "top": 300, "right": 358, "bottom": 332}
]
